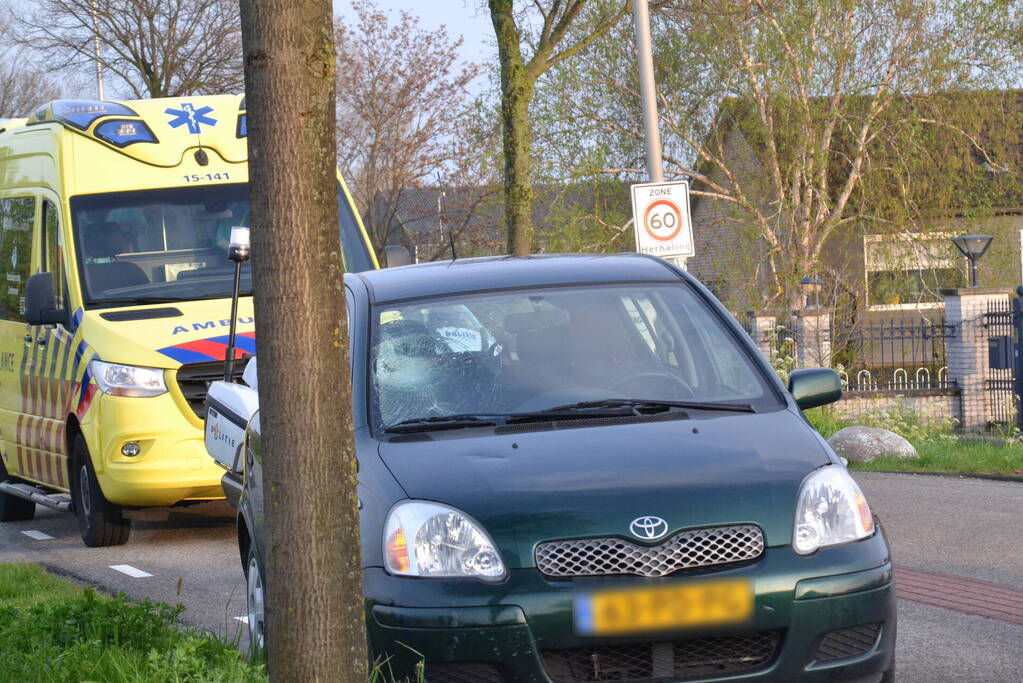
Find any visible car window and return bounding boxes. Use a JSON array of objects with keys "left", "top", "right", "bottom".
[{"left": 370, "top": 283, "right": 778, "bottom": 429}]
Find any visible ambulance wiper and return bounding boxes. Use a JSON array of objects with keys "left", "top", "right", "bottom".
[
  {"left": 384, "top": 414, "right": 501, "bottom": 434},
  {"left": 545, "top": 398, "right": 756, "bottom": 414},
  {"left": 92, "top": 296, "right": 189, "bottom": 306}
]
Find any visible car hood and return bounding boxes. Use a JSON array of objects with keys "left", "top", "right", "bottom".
[
  {"left": 77, "top": 297, "right": 255, "bottom": 368},
  {"left": 377, "top": 410, "right": 832, "bottom": 569}
]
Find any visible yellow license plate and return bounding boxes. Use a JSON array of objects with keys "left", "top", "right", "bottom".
[{"left": 574, "top": 579, "right": 753, "bottom": 635}]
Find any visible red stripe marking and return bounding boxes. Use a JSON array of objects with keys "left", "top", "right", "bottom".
[
  {"left": 76, "top": 383, "right": 98, "bottom": 421},
  {"left": 175, "top": 338, "right": 244, "bottom": 360}
]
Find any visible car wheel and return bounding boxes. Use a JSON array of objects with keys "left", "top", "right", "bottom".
[
  {"left": 70, "top": 434, "right": 130, "bottom": 547},
  {"left": 246, "top": 546, "right": 267, "bottom": 658},
  {"left": 0, "top": 458, "right": 35, "bottom": 522}
]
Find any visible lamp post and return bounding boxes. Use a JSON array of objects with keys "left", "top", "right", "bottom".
[
  {"left": 799, "top": 276, "right": 824, "bottom": 309},
  {"left": 951, "top": 234, "right": 994, "bottom": 287}
]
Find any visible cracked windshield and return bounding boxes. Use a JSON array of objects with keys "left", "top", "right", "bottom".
[{"left": 372, "top": 283, "right": 777, "bottom": 429}]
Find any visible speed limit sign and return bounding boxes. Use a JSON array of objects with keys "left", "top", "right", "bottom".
[{"left": 630, "top": 181, "right": 694, "bottom": 258}]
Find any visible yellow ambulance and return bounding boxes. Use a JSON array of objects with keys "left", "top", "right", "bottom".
[{"left": 0, "top": 96, "right": 377, "bottom": 546}]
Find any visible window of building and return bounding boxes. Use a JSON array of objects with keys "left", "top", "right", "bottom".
[{"left": 864, "top": 233, "right": 965, "bottom": 309}]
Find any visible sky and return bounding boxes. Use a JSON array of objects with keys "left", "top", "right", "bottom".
[{"left": 332, "top": 0, "right": 494, "bottom": 66}]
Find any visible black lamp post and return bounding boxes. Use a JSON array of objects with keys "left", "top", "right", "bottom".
[
  {"left": 799, "top": 276, "right": 824, "bottom": 309},
  {"left": 951, "top": 234, "right": 994, "bottom": 287}
]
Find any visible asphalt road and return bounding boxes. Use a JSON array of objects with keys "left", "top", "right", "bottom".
[{"left": 1, "top": 471, "right": 1021, "bottom": 681}]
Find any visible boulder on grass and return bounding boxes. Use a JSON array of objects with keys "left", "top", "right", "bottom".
[{"left": 827, "top": 426, "right": 917, "bottom": 463}]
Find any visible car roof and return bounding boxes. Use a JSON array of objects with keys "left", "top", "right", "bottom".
[{"left": 350, "top": 253, "right": 683, "bottom": 303}]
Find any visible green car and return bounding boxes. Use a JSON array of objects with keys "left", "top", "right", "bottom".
[{"left": 211, "top": 254, "right": 895, "bottom": 682}]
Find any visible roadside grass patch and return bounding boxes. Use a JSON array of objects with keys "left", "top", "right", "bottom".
[
  {"left": 0, "top": 562, "right": 265, "bottom": 682},
  {"left": 805, "top": 405, "right": 1023, "bottom": 476}
]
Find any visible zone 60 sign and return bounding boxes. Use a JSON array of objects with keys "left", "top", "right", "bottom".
[{"left": 630, "top": 181, "right": 694, "bottom": 258}]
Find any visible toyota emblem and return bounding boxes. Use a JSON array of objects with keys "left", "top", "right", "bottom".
[{"left": 629, "top": 516, "right": 669, "bottom": 540}]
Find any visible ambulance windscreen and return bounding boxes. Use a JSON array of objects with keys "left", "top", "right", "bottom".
[{"left": 70, "top": 182, "right": 374, "bottom": 308}]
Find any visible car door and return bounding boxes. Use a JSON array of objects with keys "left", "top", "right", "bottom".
[
  {"left": 24, "top": 198, "right": 75, "bottom": 490},
  {"left": 0, "top": 196, "right": 35, "bottom": 482}
]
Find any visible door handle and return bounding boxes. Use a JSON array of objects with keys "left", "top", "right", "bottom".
[
  {"left": 36, "top": 337, "right": 47, "bottom": 346},
  {"left": 23, "top": 334, "right": 32, "bottom": 343}
]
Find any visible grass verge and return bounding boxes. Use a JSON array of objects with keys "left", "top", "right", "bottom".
[
  {"left": 0, "top": 562, "right": 265, "bottom": 683},
  {"left": 805, "top": 405, "right": 1023, "bottom": 477}
]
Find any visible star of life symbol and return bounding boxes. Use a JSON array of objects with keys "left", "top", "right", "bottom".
[{"left": 165, "top": 103, "right": 217, "bottom": 134}]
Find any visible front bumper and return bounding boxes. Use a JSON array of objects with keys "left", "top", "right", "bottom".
[
  {"left": 83, "top": 392, "right": 224, "bottom": 507},
  {"left": 364, "top": 532, "right": 895, "bottom": 682}
]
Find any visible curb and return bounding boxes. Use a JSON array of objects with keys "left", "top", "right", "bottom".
[{"left": 853, "top": 469, "right": 1023, "bottom": 484}]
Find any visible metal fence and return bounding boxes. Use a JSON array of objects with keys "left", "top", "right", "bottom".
[
  {"left": 983, "top": 300, "right": 1015, "bottom": 425},
  {"left": 833, "top": 321, "right": 955, "bottom": 392}
]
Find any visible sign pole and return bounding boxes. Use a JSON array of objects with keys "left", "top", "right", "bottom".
[
  {"left": 632, "top": 0, "right": 687, "bottom": 270},
  {"left": 632, "top": 0, "right": 663, "bottom": 184}
]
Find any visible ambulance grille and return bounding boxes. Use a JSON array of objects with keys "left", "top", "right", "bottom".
[
  {"left": 176, "top": 361, "right": 244, "bottom": 418},
  {"left": 535, "top": 525, "right": 764, "bottom": 578}
]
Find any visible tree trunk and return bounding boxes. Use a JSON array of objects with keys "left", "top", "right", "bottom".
[
  {"left": 491, "top": 0, "right": 535, "bottom": 256},
  {"left": 239, "top": 1, "right": 366, "bottom": 680}
]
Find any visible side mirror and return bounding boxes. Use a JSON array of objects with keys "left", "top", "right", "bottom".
[
  {"left": 25, "top": 273, "right": 67, "bottom": 326},
  {"left": 788, "top": 368, "right": 842, "bottom": 410},
  {"left": 382, "top": 245, "right": 412, "bottom": 268}
]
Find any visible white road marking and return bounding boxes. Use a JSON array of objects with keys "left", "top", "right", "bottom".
[
  {"left": 234, "top": 616, "right": 249, "bottom": 625},
  {"left": 109, "top": 564, "right": 153, "bottom": 578},
  {"left": 20, "top": 530, "right": 54, "bottom": 541}
]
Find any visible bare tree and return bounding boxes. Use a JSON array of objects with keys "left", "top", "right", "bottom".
[
  {"left": 239, "top": 0, "right": 365, "bottom": 678},
  {"left": 335, "top": 0, "right": 483, "bottom": 259},
  {"left": 488, "top": 0, "right": 628, "bottom": 255},
  {"left": 0, "top": 17, "right": 61, "bottom": 116},
  {"left": 536, "top": 0, "right": 1023, "bottom": 306},
  {"left": 14, "top": 0, "right": 243, "bottom": 98}
]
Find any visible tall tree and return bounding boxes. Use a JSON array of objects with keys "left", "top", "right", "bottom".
[
  {"left": 0, "top": 18, "right": 61, "bottom": 117},
  {"left": 239, "top": 0, "right": 365, "bottom": 679},
  {"left": 488, "top": 0, "right": 628, "bottom": 254},
  {"left": 536, "top": 0, "right": 1023, "bottom": 306},
  {"left": 335, "top": 0, "right": 482, "bottom": 259},
  {"left": 14, "top": 0, "right": 243, "bottom": 98}
]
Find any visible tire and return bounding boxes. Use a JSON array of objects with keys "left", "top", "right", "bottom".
[
  {"left": 0, "top": 458, "right": 35, "bottom": 522},
  {"left": 70, "top": 434, "right": 130, "bottom": 547},
  {"left": 245, "top": 545, "right": 267, "bottom": 659}
]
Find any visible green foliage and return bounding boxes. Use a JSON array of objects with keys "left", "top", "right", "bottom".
[
  {"left": 849, "top": 439, "right": 1023, "bottom": 476},
  {"left": 805, "top": 402, "right": 956, "bottom": 443},
  {"left": 0, "top": 563, "right": 264, "bottom": 683}
]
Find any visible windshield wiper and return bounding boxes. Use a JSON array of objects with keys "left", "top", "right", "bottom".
[
  {"left": 384, "top": 414, "right": 501, "bottom": 434},
  {"left": 90, "top": 296, "right": 189, "bottom": 306},
  {"left": 545, "top": 398, "right": 756, "bottom": 414}
]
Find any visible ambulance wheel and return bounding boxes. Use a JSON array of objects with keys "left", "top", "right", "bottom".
[
  {"left": 0, "top": 459, "right": 35, "bottom": 522},
  {"left": 70, "top": 435, "right": 130, "bottom": 547}
]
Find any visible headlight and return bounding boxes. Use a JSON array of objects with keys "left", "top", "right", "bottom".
[
  {"left": 793, "top": 466, "right": 874, "bottom": 555},
  {"left": 89, "top": 360, "right": 167, "bottom": 398},
  {"left": 383, "top": 500, "right": 506, "bottom": 582}
]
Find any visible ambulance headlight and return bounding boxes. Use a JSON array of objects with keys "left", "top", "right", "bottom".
[
  {"left": 384, "top": 501, "right": 506, "bottom": 582},
  {"left": 90, "top": 360, "right": 167, "bottom": 398}
]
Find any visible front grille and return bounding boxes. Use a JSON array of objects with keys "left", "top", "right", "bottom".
[
  {"left": 815, "top": 622, "right": 882, "bottom": 661},
  {"left": 536, "top": 525, "right": 764, "bottom": 578},
  {"left": 542, "top": 631, "right": 781, "bottom": 682},
  {"left": 425, "top": 662, "right": 503, "bottom": 682},
  {"left": 175, "top": 361, "right": 244, "bottom": 418}
]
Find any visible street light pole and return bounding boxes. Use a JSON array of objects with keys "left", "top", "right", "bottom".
[
  {"left": 632, "top": 0, "right": 663, "bottom": 184},
  {"left": 91, "top": 0, "right": 105, "bottom": 100}
]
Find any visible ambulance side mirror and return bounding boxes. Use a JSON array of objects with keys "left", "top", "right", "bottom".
[
  {"left": 25, "top": 272, "right": 67, "bottom": 326},
  {"left": 383, "top": 245, "right": 412, "bottom": 268}
]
